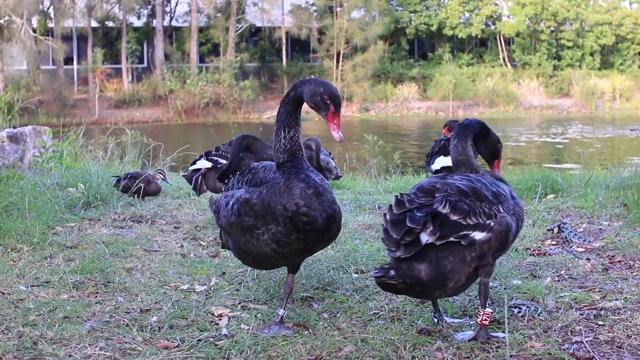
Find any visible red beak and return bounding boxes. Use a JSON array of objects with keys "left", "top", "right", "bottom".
[
  {"left": 443, "top": 127, "right": 451, "bottom": 137},
  {"left": 324, "top": 106, "right": 343, "bottom": 143},
  {"left": 492, "top": 157, "right": 502, "bottom": 175}
]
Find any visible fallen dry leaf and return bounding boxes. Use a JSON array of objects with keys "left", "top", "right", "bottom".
[
  {"left": 210, "top": 307, "right": 239, "bottom": 317},
  {"left": 194, "top": 284, "right": 208, "bottom": 292},
  {"left": 584, "top": 263, "right": 593, "bottom": 271},
  {"left": 292, "top": 322, "right": 311, "bottom": 331},
  {"left": 335, "top": 344, "right": 356, "bottom": 358},
  {"left": 155, "top": 340, "right": 179, "bottom": 350},
  {"left": 526, "top": 341, "right": 545, "bottom": 348},
  {"left": 416, "top": 327, "right": 441, "bottom": 336},
  {"left": 212, "top": 315, "right": 229, "bottom": 327}
]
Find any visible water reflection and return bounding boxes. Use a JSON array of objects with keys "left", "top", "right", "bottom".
[{"left": 75, "top": 115, "right": 640, "bottom": 174}]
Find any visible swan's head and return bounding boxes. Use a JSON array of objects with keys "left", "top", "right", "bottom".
[
  {"left": 472, "top": 123, "right": 503, "bottom": 175},
  {"left": 454, "top": 119, "right": 503, "bottom": 175},
  {"left": 304, "top": 79, "right": 343, "bottom": 143},
  {"left": 443, "top": 119, "right": 460, "bottom": 137},
  {"left": 153, "top": 169, "right": 172, "bottom": 185},
  {"left": 320, "top": 149, "right": 342, "bottom": 181}
]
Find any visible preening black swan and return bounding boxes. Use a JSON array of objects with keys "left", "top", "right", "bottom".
[
  {"left": 209, "top": 77, "right": 344, "bottom": 335},
  {"left": 182, "top": 136, "right": 273, "bottom": 196},
  {"left": 425, "top": 119, "right": 460, "bottom": 175},
  {"left": 112, "top": 169, "right": 171, "bottom": 199},
  {"left": 372, "top": 118, "right": 524, "bottom": 342},
  {"left": 184, "top": 135, "right": 342, "bottom": 196},
  {"left": 303, "top": 136, "right": 342, "bottom": 181}
]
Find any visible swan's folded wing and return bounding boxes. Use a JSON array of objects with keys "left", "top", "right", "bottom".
[{"left": 383, "top": 173, "right": 518, "bottom": 258}]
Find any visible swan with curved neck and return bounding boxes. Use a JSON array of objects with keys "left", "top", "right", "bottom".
[
  {"left": 209, "top": 78, "right": 344, "bottom": 335},
  {"left": 184, "top": 134, "right": 341, "bottom": 195},
  {"left": 373, "top": 118, "right": 523, "bottom": 343}
]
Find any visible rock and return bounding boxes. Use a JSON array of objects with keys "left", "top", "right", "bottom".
[{"left": 0, "top": 126, "right": 53, "bottom": 170}]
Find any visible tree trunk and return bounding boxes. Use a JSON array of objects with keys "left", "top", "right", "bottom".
[
  {"left": 121, "top": 7, "right": 129, "bottom": 92},
  {"left": 497, "top": 33, "right": 512, "bottom": 69},
  {"left": 24, "top": 11, "right": 40, "bottom": 85},
  {"left": 226, "top": 0, "right": 237, "bottom": 61},
  {"left": 281, "top": 0, "right": 287, "bottom": 93},
  {"left": 0, "top": 55, "right": 5, "bottom": 95},
  {"left": 336, "top": 14, "right": 347, "bottom": 86},
  {"left": 86, "top": 4, "right": 96, "bottom": 115},
  {"left": 154, "top": 0, "right": 165, "bottom": 77},
  {"left": 189, "top": 0, "right": 199, "bottom": 76},
  {"left": 52, "top": 0, "right": 65, "bottom": 82},
  {"left": 332, "top": 0, "right": 338, "bottom": 83},
  {"left": 500, "top": 34, "right": 512, "bottom": 69}
]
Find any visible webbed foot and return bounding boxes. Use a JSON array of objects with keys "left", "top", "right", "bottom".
[
  {"left": 432, "top": 310, "right": 471, "bottom": 325},
  {"left": 258, "top": 320, "right": 295, "bottom": 336},
  {"left": 453, "top": 326, "right": 507, "bottom": 342}
]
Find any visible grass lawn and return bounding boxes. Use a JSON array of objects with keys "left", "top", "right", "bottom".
[{"left": 1, "top": 131, "right": 639, "bottom": 359}]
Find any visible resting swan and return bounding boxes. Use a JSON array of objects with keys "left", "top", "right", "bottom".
[
  {"left": 183, "top": 136, "right": 341, "bottom": 196},
  {"left": 209, "top": 77, "right": 344, "bottom": 334}
]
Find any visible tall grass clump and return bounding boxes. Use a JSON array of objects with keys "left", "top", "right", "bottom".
[
  {"left": 508, "top": 166, "right": 640, "bottom": 222},
  {"left": 0, "top": 127, "right": 178, "bottom": 248},
  {"left": 343, "top": 135, "right": 410, "bottom": 179}
]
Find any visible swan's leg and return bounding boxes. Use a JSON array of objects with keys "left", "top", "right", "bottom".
[
  {"left": 260, "top": 272, "right": 296, "bottom": 336},
  {"left": 431, "top": 300, "right": 468, "bottom": 325},
  {"left": 274, "top": 272, "right": 295, "bottom": 323},
  {"left": 454, "top": 269, "right": 506, "bottom": 342}
]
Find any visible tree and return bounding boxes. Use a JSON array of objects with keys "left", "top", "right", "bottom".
[
  {"left": 190, "top": 0, "right": 199, "bottom": 75},
  {"left": 84, "top": 0, "right": 97, "bottom": 114},
  {"left": 153, "top": 0, "right": 164, "bottom": 77},
  {"left": 120, "top": 0, "right": 129, "bottom": 91},
  {"left": 280, "top": 0, "right": 287, "bottom": 91},
  {"left": 225, "top": 0, "right": 238, "bottom": 60},
  {"left": 52, "top": 0, "right": 69, "bottom": 82}
]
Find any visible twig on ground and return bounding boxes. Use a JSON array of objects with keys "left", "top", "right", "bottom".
[{"left": 582, "top": 329, "right": 600, "bottom": 360}]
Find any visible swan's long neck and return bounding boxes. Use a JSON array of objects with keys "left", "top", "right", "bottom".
[
  {"left": 450, "top": 130, "right": 483, "bottom": 173},
  {"left": 274, "top": 85, "right": 306, "bottom": 169}
]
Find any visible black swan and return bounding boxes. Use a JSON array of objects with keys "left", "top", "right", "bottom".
[
  {"left": 184, "top": 136, "right": 341, "bottom": 196},
  {"left": 425, "top": 119, "right": 460, "bottom": 175},
  {"left": 209, "top": 77, "right": 344, "bottom": 335},
  {"left": 303, "top": 136, "right": 342, "bottom": 181},
  {"left": 112, "top": 169, "right": 171, "bottom": 199},
  {"left": 372, "top": 118, "right": 524, "bottom": 342}
]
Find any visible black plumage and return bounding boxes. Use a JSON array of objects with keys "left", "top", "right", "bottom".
[
  {"left": 184, "top": 134, "right": 342, "bottom": 196},
  {"left": 209, "top": 77, "right": 344, "bottom": 334},
  {"left": 373, "top": 118, "right": 524, "bottom": 343},
  {"left": 112, "top": 168, "right": 171, "bottom": 199}
]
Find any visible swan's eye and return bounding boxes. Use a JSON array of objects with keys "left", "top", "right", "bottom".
[{"left": 323, "top": 95, "right": 330, "bottom": 103}]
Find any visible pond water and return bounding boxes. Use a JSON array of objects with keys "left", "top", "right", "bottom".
[{"left": 78, "top": 114, "right": 640, "bottom": 174}]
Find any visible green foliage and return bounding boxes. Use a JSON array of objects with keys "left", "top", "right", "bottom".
[
  {"left": 474, "top": 74, "right": 519, "bottom": 108},
  {"left": 0, "top": 127, "right": 174, "bottom": 246},
  {"left": 425, "top": 62, "right": 474, "bottom": 102},
  {"left": 0, "top": 80, "right": 38, "bottom": 129},
  {"left": 284, "top": 58, "right": 328, "bottom": 83}
]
